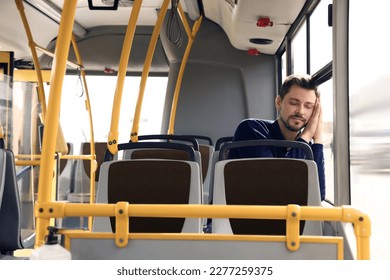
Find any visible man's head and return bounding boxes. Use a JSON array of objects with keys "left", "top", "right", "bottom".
[
  {"left": 279, "top": 74, "right": 319, "bottom": 99},
  {"left": 276, "top": 74, "right": 319, "bottom": 132}
]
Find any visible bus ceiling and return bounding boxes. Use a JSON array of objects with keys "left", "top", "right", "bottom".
[{"left": 2, "top": 0, "right": 313, "bottom": 73}]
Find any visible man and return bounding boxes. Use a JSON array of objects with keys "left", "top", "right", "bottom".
[{"left": 230, "top": 74, "right": 325, "bottom": 200}]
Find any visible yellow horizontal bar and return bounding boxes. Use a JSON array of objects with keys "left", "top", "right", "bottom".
[
  {"left": 34, "top": 202, "right": 359, "bottom": 222},
  {"left": 65, "top": 230, "right": 342, "bottom": 243},
  {"left": 60, "top": 154, "right": 94, "bottom": 160},
  {"left": 15, "top": 160, "right": 41, "bottom": 166},
  {"left": 15, "top": 154, "right": 42, "bottom": 159},
  {"left": 15, "top": 154, "right": 94, "bottom": 160},
  {"left": 38, "top": 203, "right": 367, "bottom": 259},
  {"left": 13, "top": 69, "right": 51, "bottom": 83}
]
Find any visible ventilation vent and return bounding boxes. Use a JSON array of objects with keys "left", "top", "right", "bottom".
[{"left": 249, "top": 38, "right": 273, "bottom": 45}]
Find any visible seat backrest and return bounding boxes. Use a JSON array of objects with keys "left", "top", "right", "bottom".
[
  {"left": 120, "top": 135, "right": 199, "bottom": 162},
  {"left": 219, "top": 139, "right": 314, "bottom": 161},
  {"left": 80, "top": 141, "right": 108, "bottom": 181},
  {"left": 178, "top": 135, "right": 214, "bottom": 186},
  {"left": 120, "top": 141, "right": 202, "bottom": 197},
  {"left": 0, "top": 149, "right": 24, "bottom": 254},
  {"left": 120, "top": 141, "right": 197, "bottom": 160},
  {"left": 123, "top": 142, "right": 212, "bottom": 204},
  {"left": 212, "top": 157, "right": 322, "bottom": 235},
  {"left": 58, "top": 142, "right": 74, "bottom": 201},
  {"left": 197, "top": 144, "right": 214, "bottom": 204},
  {"left": 71, "top": 142, "right": 107, "bottom": 199},
  {"left": 0, "top": 149, "right": 6, "bottom": 210},
  {"left": 215, "top": 136, "right": 233, "bottom": 151},
  {"left": 93, "top": 159, "right": 202, "bottom": 233},
  {"left": 207, "top": 136, "right": 233, "bottom": 204}
]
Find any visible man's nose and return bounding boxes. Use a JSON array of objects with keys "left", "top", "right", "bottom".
[{"left": 296, "top": 105, "right": 304, "bottom": 116}]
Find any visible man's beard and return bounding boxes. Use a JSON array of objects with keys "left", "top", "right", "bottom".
[{"left": 280, "top": 113, "right": 306, "bottom": 132}]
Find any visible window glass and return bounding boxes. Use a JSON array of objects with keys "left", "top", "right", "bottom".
[
  {"left": 310, "top": 0, "right": 332, "bottom": 74},
  {"left": 291, "top": 21, "right": 307, "bottom": 74},
  {"left": 281, "top": 51, "right": 287, "bottom": 82},
  {"left": 47, "top": 75, "right": 168, "bottom": 146},
  {"left": 349, "top": 0, "right": 390, "bottom": 259},
  {"left": 318, "top": 78, "right": 334, "bottom": 202}
]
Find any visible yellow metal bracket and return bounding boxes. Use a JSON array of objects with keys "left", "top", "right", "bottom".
[
  {"left": 342, "top": 205, "right": 371, "bottom": 259},
  {"left": 34, "top": 202, "right": 66, "bottom": 219},
  {"left": 286, "top": 204, "right": 301, "bottom": 251},
  {"left": 115, "top": 202, "right": 129, "bottom": 247}
]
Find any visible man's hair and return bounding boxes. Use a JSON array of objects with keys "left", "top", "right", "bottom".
[{"left": 279, "top": 74, "right": 320, "bottom": 99}]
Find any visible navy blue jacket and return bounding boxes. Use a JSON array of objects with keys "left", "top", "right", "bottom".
[{"left": 230, "top": 119, "right": 326, "bottom": 200}]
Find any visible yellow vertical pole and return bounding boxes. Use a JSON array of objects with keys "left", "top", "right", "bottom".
[
  {"left": 71, "top": 35, "right": 97, "bottom": 229},
  {"left": 107, "top": 0, "right": 143, "bottom": 154},
  {"left": 167, "top": 14, "right": 203, "bottom": 135},
  {"left": 130, "top": 0, "right": 170, "bottom": 142},
  {"left": 35, "top": 0, "right": 77, "bottom": 247},
  {"left": 14, "top": 0, "right": 47, "bottom": 120},
  {"left": 354, "top": 213, "right": 371, "bottom": 260}
]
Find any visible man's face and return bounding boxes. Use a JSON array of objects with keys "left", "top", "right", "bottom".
[{"left": 276, "top": 85, "right": 317, "bottom": 132}]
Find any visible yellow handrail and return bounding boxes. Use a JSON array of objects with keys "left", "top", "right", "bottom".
[
  {"left": 130, "top": 0, "right": 171, "bottom": 143},
  {"left": 14, "top": 0, "right": 47, "bottom": 120},
  {"left": 35, "top": 0, "right": 78, "bottom": 247},
  {"left": 167, "top": 14, "right": 203, "bottom": 134},
  {"left": 107, "top": 0, "right": 143, "bottom": 154},
  {"left": 70, "top": 35, "right": 97, "bottom": 229},
  {"left": 34, "top": 202, "right": 371, "bottom": 260}
]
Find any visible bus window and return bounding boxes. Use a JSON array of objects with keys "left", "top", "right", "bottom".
[
  {"left": 54, "top": 75, "right": 168, "bottom": 145},
  {"left": 318, "top": 78, "right": 334, "bottom": 202},
  {"left": 349, "top": 0, "right": 390, "bottom": 259},
  {"left": 310, "top": 0, "right": 332, "bottom": 74},
  {"left": 291, "top": 21, "right": 307, "bottom": 74},
  {"left": 281, "top": 51, "right": 287, "bottom": 82}
]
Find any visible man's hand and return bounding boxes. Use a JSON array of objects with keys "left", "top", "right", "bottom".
[{"left": 300, "top": 98, "right": 323, "bottom": 144}]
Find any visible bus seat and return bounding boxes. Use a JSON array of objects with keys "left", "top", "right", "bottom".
[
  {"left": 119, "top": 137, "right": 204, "bottom": 201},
  {"left": 123, "top": 138, "right": 214, "bottom": 205},
  {"left": 0, "top": 150, "right": 5, "bottom": 208},
  {"left": 208, "top": 138, "right": 315, "bottom": 206},
  {"left": 119, "top": 141, "right": 198, "bottom": 162},
  {"left": 207, "top": 136, "right": 233, "bottom": 204},
  {"left": 93, "top": 158, "right": 202, "bottom": 233},
  {"left": 0, "top": 149, "right": 24, "bottom": 256},
  {"left": 198, "top": 144, "right": 214, "bottom": 204},
  {"left": 58, "top": 143, "right": 74, "bottom": 201},
  {"left": 177, "top": 134, "right": 215, "bottom": 205},
  {"left": 122, "top": 135, "right": 201, "bottom": 164},
  {"left": 68, "top": 142, "right": 107, "bottom": 203},
  {"left": 215, "top": 136, "right": 233, "bottom": 151},
  {"left": 211, "top": 157, "right": 322, "bottom": 235}
]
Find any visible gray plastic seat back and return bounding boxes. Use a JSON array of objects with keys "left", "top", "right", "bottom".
[
  {"left": 0, "top": 149, "right": 24, "bottom": 254},
  {"left": 212, "top": 157, "right": 322, "bottom": 235},
  {"left": 93, "top": 159, "right": 202, "bottom": 233},
  {"left": 0, "top": 150, "right": 5, "bottom": 209}
]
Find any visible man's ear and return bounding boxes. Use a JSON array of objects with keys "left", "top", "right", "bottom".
[{"left": 275, "top": 95, "right": 281, "bottom": 111}]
